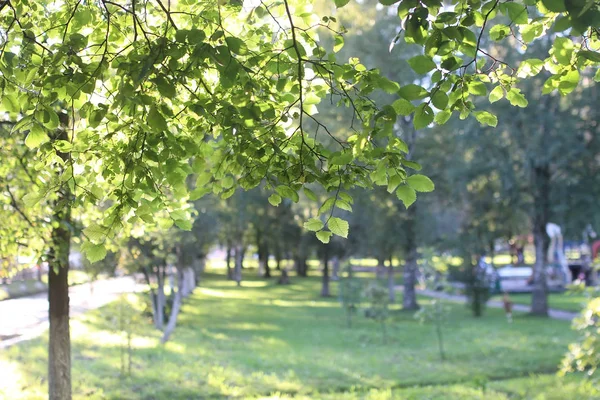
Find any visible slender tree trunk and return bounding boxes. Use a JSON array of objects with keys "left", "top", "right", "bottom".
[
  {"left": 376, "top": 256, "right": 385, "bottom": 279},
  {"left": 257, "top": 238, "right": 265, "bottom": 276},
  {"left": 388, "top": 255, "right": 395, "bottom": 303},
  {"left": 332, "top": 256, "right": 340, "bottom": 281},
  {"left": 234, "top": 243, "right": 243, "bottom": 286},
  {"left": 48, "top": 210, "right": 72, "bottom": 400},
  {"left": 531, "top": 164, "right": 550, "bottom": 317},
  {"left": 240, "top": 246, "right": 247, "bottom": 269},
  {"left": 321, "top": 256, "right": 330, "bottom": 297},
  {"left": 161, "top": 267, "right": 184, "bottom": 343},
  {"left": 226, "top": 245, "right": 233, "bottom": 280},
  {"left": 155, "top": 268, "right": 165, "bottom": 329},
  {"left": 263, "top": 245, "right": 271, "bottom": 278},
  {"left": 402, "top": 200, "right": 420, "bottom": 310}
]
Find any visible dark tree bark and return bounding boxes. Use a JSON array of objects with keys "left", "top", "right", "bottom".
[
  {"left": 321, "top": 254, "right": 330, "bottom": 297},
  {"left": 48, "top": 126, "right": 72, "bottom": 400},
  {"left": 275, "top": 249, "right": 282, "bottom": 271},
  {"left": 240, "top": 245, "right": 247, "bottom": 269},
  {"left": 531, "top": 165, "right": 551, "bottom": 316},
  {"left": 48, "top": 214, "right": 72, "bottom": 400},
  {"left": 263, "top": 244, "right": 271, "bottom": 278},
  {"left": 226, "top": 245, "right": 233, "bottom": 280}
]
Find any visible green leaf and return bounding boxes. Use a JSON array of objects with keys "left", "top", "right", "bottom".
[
  {"left": 488, "top": 86, "right": 504, "bottom": 103},
  {"left": 377, "top": 77, "right": 401, "bottom": 94},
  {"left": 330, "top": 151, "right": 353, "bottom": 166},
  {"left": 174, "top": 218, "right": 193, "bottom": 230},
  {"left": 431, "top": 91, "right": 449, "bottom": 109},
  {"left": 396, "top": 185, "right": 417, "bottom": 208},
  {"left": 22, "top": 191, "right": 44, "bottom": 207},
  {"left": 387, "top": 174, "right": 403, "bottom": 193},
  {"left": 542, "top": 0, "right": 566, "bottom": 12},
  {"left": 434, "top": 109, "right": 452, "bottom": 125},
  {"left": 334, "top": 35, "right": 344, "bottom": 53},
  {"left": 148, "top": 106, "right": 169, "bottom": 132},
  {"left": 83, "top": 243, "right": 107, "bottom": 263},
  {"left": 406, "top": 174, "right": 435, "bottom": 192},
  {"left": 225, "top": 37, "right": 247, "bottom": 55},
  {"left": 474, "top": 111, "right": 498, "bottom": 127},
  {"left": 398, "top": 84, "right": 429, "bottom": 100},
  {"left": 328, "top": 217, "right": 349, "bottom": 238},
  {"left": 154, "top": 76, "right": 176, "bottom": 98},
  {"left": 335, "top": 0, "right": 350, "bottom": 7},
  {"left": 517, "top": 58, "right": 544, "bottom": 78},
  {"left": 468, "top": 81, "right": 487, "bottom": 96},
  {"left": 414, "top": 105, "right": 434, "bottom": 130},
  {"left": 304, "top": 218, "right": 324, "bottom": 232},
  {"left": 490, "top": 24, "right": 510, "bottom": 41},
  {"left": 2, "top": 93, "right": 19, "bottom": 112},
  {"left": 276, "top": 185, "right": 299, "bottom": 202},
  {"left": 579, "top": 51, "right": 600, "bottom": 63},
  {"left": 316, "top": 230, "right": 332, "bottom": 244},
  {"left": 25, "top": 124, "right": 48, "bottom": 148},
  {"left": 84, "top": 223, "right": 106, "bottom": 242},
  {"left": 506, "top": 88, "right": 528, "bottom": 107},
  {"left": 189, "top": 186, "right": 211, "bottom": 200},
  {"left": 319, "top": 197, "right": 336, "bottom": 214},
  {"left": 503, "top": 2, "right": 528, "bottom": 24},
  {"left": 336, "top": 200, "right": 353, "bottom": 212},
  {"left": 407, "top": 55, "right": 437, "bottom": 75},
  {"left": 558, "top": 69, "right": 580, "bottom": 95},
  {"left": 268, "top": 193, "right": 282, "bottom": 206},
  {"left": 303, "top": 187, "right": 318, "bottom": 201},
  {"left": 392, "top": 98, "right": 415, "bottom": 116}
]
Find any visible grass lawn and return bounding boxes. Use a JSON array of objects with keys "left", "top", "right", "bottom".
[
  {"left": 490, "top": 292, "right": 590, "bottom": 313},
  {"left": 0, "top": 270, "right": 593, "bottom": 399}
]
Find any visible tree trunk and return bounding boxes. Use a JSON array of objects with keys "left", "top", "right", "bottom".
[
  {"left": 234, "top": 243, "right": 243, "bottom": 286},
  {"left": 48, "top": 210, "right": 72, "bottom": 400},
  {"left": 388, "top": 255, "right": 395, "bottom": 303},
  {"left": 376, "top": 257, "right": 385, "bottom": 279},
  {"left": 321, "top": 256, "right": 330, "bottom": 297},
  {"left": 226, "top": 245, "right": 233, "bottom": 280},
  {"left": 240, "top": 246, "right": 247, "bottom": 269},
  {"left": 403, "top": 213, "right": 419, "bottom": 310},
  {"left": 161, "top": 268, "right": 183, "bottom": 344},
  {"left": 263, "top": 245, "right": 271, "bottom": 278},
  {"left": 155, "top": 268, "right": 165, "bottom": 329},
  {"left": 332, "top": 256, "right": 340, "bottom": 281},
  {"left": 530, "top": 164, "right": 550, "bottom": 317}
]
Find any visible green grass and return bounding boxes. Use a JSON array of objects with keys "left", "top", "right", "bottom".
[
  {"left": 0, "top": 270, "right": 591, "bottom": 399},
  {"left": 491, "top": 292, "right": 589, "bottom": 312}
]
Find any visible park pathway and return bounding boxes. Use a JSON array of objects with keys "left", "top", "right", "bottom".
[
  {"left": 397, "top": 287, "right": 578, "bottom": 321},
  {"left": 0, "top": 276, "right": 143, "bottom": 349}
]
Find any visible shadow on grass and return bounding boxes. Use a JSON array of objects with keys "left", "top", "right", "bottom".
[{"left": 0, "top": 271, "right": 581, "bottom": 399}]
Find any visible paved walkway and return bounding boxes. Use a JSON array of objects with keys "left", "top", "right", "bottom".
[
  {"left": 0, "top": 276, "right": 143, "bottom": 348},
  {"left": 397, "top": 287, "right": 578, "bottom": 321}
]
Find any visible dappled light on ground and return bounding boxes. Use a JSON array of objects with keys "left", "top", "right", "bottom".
[{"left": 1, "top": 272, "right": 595, "bottom": 399}]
